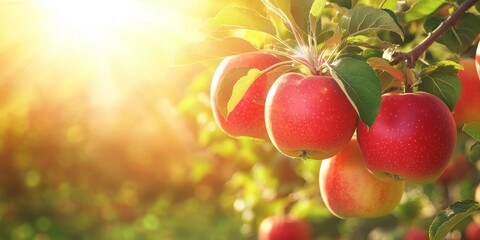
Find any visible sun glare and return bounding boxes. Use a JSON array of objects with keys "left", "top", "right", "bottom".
[
  {"left": 39, "top": 0, "right": 138, "bottom": 44},
  {"left": 0, "top": 0, "right": 204, "bottom": 126},
  {"left": 22, "top": 0, "right": 203, "bottom": 111}
]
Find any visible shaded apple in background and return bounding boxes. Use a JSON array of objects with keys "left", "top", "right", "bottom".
[
  {"left": 357, "top": 92, "right": 457, "bottom": 184},
  {"left": 319, "top": 139, "right": 404, "bottom": 218},
  {"left": 466, "top": 221, "right": 480, "bottom": 240},
  {"left": 452, "top": 58, "right": 480, "bottom": 128},
  {"left": 210, "top": 52, "right": 283, "bottom": 139},
  {"left": 404, "top": 227, "right": 429, "bottom": 240},
  {"left": 258, "top": 215, "right": 311, "bottom": 240},
  {"left": 436, "top": 154, "right": 472, "bottom": 186},
  {"left": 265, "top": 73, "right": 358, "bottom": 160},
  {"left": 435, "top": 4, "right": 450, "bottom": 17},
  {"left": 273, "top": 157, "right": 306, "bottom": 197}
]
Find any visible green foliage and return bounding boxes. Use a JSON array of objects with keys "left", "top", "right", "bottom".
[
  {"left": 424, "top": 13, "right": 480, "bottom": 53},
  {"left": 417, "top": 60, "right": 463, "bottom": 111},
  {"left": 463, "top": 122, "right": 480, "bottom": 140},
  {"left": 429, "top": 200, "right": 480, "bottom": 240},
  {"left": 368, "top": 0, "right": 397, "bottom": 10},
  {"left": 339, "top": 6, "right": 404, "bottom": 40},
  {"left": 329, "top": 0, "right": 355, "bottom": 9},
  {"left": 404, "top": 0, "right": 446, "bottom": 22},
  {"left": 175, "top": 37, "right": 258, "bottom": 64},
  {"left": 215, "top": 67, "right": 260, "bottom": 118},
  {"left": 330, "top": 57, "right": 382, "bottom": 127},
  {"left": 227, "top": 69, "right": 263, "bottom": 117},
  {"left": 309, "top": 0, "right": 326, "bottom": 17},
  {"left": 202, "top": 6, "right": 276, "bottom": 35},
  {"left": 463, "top": 123, "right": 480, "bottom": 159}
]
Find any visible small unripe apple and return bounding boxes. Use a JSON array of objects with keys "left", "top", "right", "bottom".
[
  {"left": 452, "top": 59, "right": 480, "bottom": 127},
  {"left": 319, "top": 139, "right": 404, "bottom": 218},
  {"left": 436, "top": 154, "right": 471, "bottom": 186},
  {"left": 435, "top": 4, "right": 451, "bottom": 17},
  {"left": 404, "top": 228, "right": 429, "bottom": 240},
  {"left": 466, "top": 221, "right": 480, "bottom": 240},
  {"left": 265, "top": 73, "right": 358, "bottom": 160},
  {"left": 258, "top": 215, "right": 311, "bottom": 240},
  {"left": 358, "top": 92, "right": 457, "bottom": 184},
  {"left": 210, "top": 52, "right": 283, "bottom": 139}
]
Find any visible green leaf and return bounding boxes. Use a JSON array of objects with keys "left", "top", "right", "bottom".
[
  {"left": 175, "top": 38, "right": 258, "bottom": 64},
  {"left": 291, "top": 0, "right": 315, "bottom": 34},
  {"left": 216, "top": 67, "right": 256, "bottom": 118},
  {"left": 228, "top": 69, "right": 263, "bottom": 116},
  {"left": 429, "top": 200, "right": 480, "bottom": 240},
  {"left": 330, "top": 57, "right": 382, "bottom": 127},
  {"left": 202, "top": 6, "right": 276, "bottom": 35},
  {"left": 470, "top": 141, "right": 480, "bottom": 161},
  {"left": 424, "top": 13, "right": 480, "bottom": 53},
  {"left": 263, "top": 0, "right": 323, "bottom": 35},
  {"left": 404, "top": 0, "right": 445, "bottom": 22},
  {"left": 329, "top": 0, "right": 354, "bottom": 8},
  {"left": 317, "top": 30, "right": 334, "bottom": 43},
  {"left": 310, "top": 0, "right": 326, "bottom": 17},
  {"left": 418, "top": 60, "right": 462, "bottom": 111},
  {"left": 382, "top": 8, "right": 403, "bottom": 37},
  {"left": 308, "top": 0, "right": 326, "bottom": 35},
  {"left": 377, "top": 0, "right": 397, "bottom": 11},
  {"left": 319, "top": 28, "right": 342, "bottom": 52},
  {"left": 262, "top": 0, "right": 295, "bottom": 31},
  {"left": 423, "top": 15, "right": 444, "bottom": 33},
  {"left": 363, "top": 0, "right": 398, "bottom": 10},
  {"left": 339, "top": 6, "right": 404, "bottom": 40},
  {"left": 347, "top": 35, "right": 398, "bottom": 50},
  {"left": 463, "top": 122, "right": 480, "bottom": 141}
]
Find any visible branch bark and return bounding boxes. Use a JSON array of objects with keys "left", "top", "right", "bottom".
[{"left": 391, "top": 0, "right": 480, "bottom": 68}]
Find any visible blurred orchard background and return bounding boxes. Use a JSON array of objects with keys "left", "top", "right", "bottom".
[{"left": 0, "top": 0, "right": 479, "bottom": 239}]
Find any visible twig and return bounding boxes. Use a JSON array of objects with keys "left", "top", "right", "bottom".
[{"left": 391, "top": 0, "right": 480, "bottom": 68}]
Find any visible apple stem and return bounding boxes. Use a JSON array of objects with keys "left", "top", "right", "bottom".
[
  {"left": 261, "top": 0, "right": 322, "bottom": 75},
  {"left": 404, "top": 82, "right": 412, "bottom": 93},
  {"left": 391, "top": 0, "right": 480, "bottom": 68}
]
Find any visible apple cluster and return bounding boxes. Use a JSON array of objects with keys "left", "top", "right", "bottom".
[{"left": 210, "top": 51, "right": 462, "bottom": 220}]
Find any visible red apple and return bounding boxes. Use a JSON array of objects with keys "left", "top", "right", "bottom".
[
  {"left": 404, "top": 228, "right": 429, "bottom": 240},
  {"left": 265, "top": 73, "right": 358, "bottom": 160},
  {"left": 210, "top": 52, "right": 283, "bottom": 139},
  {"left": 452, "top": 58, "right": 480, "bottom": 127},
  {"left": 435, "top": 5, "right": 451, "bottom": 17},
  {"left": 319, "top": 139, "right": 404, "bottom": 218},
  {"left": 436, "top": 154, "right": 471, "bottom": 186},
  {"left": 466, "top": 221, "right": 480, "bottom": 240},
  {"left": 258, "top": 215, "right": 311, "bottom": 240},
  {"left": 357, "top": 92, "right": 457, "bottom": 184}
]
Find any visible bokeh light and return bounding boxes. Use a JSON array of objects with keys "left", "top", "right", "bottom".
[{"left": 0, "top": 0, "right": 244, "bottom": 239}]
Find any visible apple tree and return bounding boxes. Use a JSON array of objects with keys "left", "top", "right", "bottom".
[{"left": 179, "top": 0, "right": 480, "bottom": 239}]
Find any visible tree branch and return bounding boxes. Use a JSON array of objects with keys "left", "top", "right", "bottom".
[{"left": 391, "top": 0, "right": 480, "bottom": 68}]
